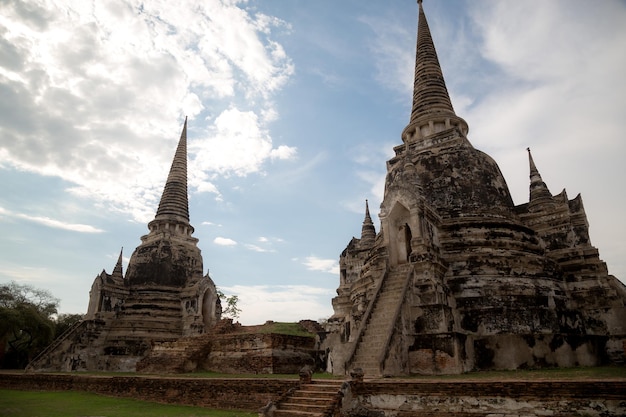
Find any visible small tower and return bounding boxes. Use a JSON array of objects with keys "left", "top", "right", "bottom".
[
  {"left": 527, "top": 148, "right": 553, "bottom": 211},
  {"left": 111, "top": 248, "right": 124, "bottom": 279},
  {"left": 359, "top": 200, "right": 376, "bottom": 248}
]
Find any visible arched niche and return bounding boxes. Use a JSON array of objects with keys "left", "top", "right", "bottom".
[
  {"left": 387, "top": 202, "right": 413, "bottom": 266},
  {"left": 201, "top": 286, "right": 220, "bottom": 329}
]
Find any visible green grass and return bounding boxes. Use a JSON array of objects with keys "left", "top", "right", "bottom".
[
  {"left": 0, "top": 390, "right": 256, "bottom": 417},
  {"left": 256, "top": 322, "right": 316, "bottom": 338}
]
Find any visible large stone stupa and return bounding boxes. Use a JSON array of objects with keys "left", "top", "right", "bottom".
[
  {"left": 29, "top": 119, "right": 221, "bottom": 372},
  {"left": 323, "top": 0, "right": 626, "bottom": 376}
]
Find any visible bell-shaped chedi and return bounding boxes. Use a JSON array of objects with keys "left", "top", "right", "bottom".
[
  {"left": 28, "top": 119, "right": 221, "bottom": 372},
  {"left": 324, "top": 0, "right": 626, "bottom": 377},
  {"left": 125, "top": 117, "right": 204, "bottom": 287}
]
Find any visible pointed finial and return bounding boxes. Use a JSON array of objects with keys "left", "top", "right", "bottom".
[
  {"left": 360, "top": 199, "right": 376, "bottom": 248},
  {"left": 112, "top": 247, "right": 124, "bottom": 278},
  {"left": 527, "top": 147, "right": 541, "bottom": 180},
  {"left": 402, "top": 0, "right": 468, "bottom": 143},
  {"left": 527, "top": 148, "right": 552, "bottom": 207},
  {"left": 365, "top": 199, "right": 372, "bottom": 220},
  {"left": 153, "top": 118, "right": 191, "bottom": 224}
]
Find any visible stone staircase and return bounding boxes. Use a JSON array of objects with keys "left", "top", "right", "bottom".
[
  {"left": 26, "top": 320, "right": 86, "bottom": 370},
  {"left": 349, "top": 266, "right": 410, "bottom": 377},
  {"left": 273, "top": 380, "right": 344, "bottom": 417}
]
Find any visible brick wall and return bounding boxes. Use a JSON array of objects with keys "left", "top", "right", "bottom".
[
  {"left": 346, "top": 379, "right": 626, "bottom": 416},
  {"left": 0, "top": 373, "right": 299, "bottom": 411},
  {"left": 350, "top": 379, "right": 626, "bottom": 399},
  {"left": 3, "top": 373, "right": 625, "bottom": 416}
]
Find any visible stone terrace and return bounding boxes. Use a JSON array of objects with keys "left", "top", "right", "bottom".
[{"left": 1, "top": 372, "right": 625, "bottom": 416}]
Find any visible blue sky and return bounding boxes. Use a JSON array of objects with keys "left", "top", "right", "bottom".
[{"left": 1, "top": 0, "right": 625, "bottom": 325}]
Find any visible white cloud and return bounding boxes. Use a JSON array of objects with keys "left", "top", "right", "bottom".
[
  {"left": 0, "top": 0, "right": 296, "bottom": 222},
  {"left": 0, "top": 206, "right": 104, "bottom": 233},
  {"left": 270, "top": 145, "right": 298, "bottom": 160},
  {"left": 303, "top": 256, "right": 339, "bottom": 275},
  {"left": 242, "top": 236, "right": 284, "bottom": 252},
  {"left": 189, "top": 107, "right": 297, "bottom": 180},
  {"left": 244, "top": 244, "right": 274, "bottom": 253},
  {"left": 219, "top": 284, "right": 335, "bottom": 325},
  {"left": 214, "top": 236, "right": 237, "bottom": 246},
  {"left": 464, "top": 1, "right": 626, "bottom": 203}
]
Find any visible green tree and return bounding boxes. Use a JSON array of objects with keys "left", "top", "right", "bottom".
[
  {"left": 217, "top": 289, "right": 241, "bottom": 320},
  {"left": 0, "top": 282, "right": 59, "bottom": 369}
]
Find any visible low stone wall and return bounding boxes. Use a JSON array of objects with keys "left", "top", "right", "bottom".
[
  {"left": 137, "top": 332, "right": 317, "bottom": 374},
  {"left": 344, "top": 379, "right": 626, "bottom": 417},
  {"left": 203, "top": 333, "right": 316, "bottom": 374},
  {"left": 3, "top": 372, "right": 626, "bottom": 416},
  {"left": 0, "top": 372, "right": 299, "bottom": 411}
]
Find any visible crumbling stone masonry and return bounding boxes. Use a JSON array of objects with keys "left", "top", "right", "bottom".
[
  {"left": 28, "top": 119, "right": 221, "bottom": 372},
  {"left": 323, "top": 0, "right": 626, "bottom": 376}
]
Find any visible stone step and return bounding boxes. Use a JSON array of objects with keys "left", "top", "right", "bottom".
[
  {"left": 302, "top": 379, "right": 343, "bottom": 390},
  {"left": 273, "top": 382, "right": 342, "bottom": 417},
  {"left": 280, "top": 402, "right": 330, "bottom": 413},
  {"left": 298, "top": 386, "right": 342, "bottom": 394},
  {"left": 293, "top": 390, "right": 339, "bottom": 399},
  {"left": 346, "top": 272, "right": 408, "bottom": 369},
  {"left": 352, "top": 358, "right": 378, "bottom": 367},
  {"left": 274, "top": 410, "right": 321, "bottom": 417},
  {"left": 290, "top": 396, "right": 336, "bottom": 405},
  {"left": 359, "top": 332, "right": 386, "bottom": 342},
  {"left": 364, "top": 323, "right": 389, "bottom": 331},
  {"left": 364, "top": 321, "right": 393, "bottom": 330}
]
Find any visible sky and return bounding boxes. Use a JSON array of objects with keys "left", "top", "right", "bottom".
[{"left": 1, "top": 0, "right": 625, "bottom": 326}]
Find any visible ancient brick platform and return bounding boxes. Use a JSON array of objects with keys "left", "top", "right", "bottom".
[{"left": 2, "top": 372, "right": 624, "bottom": 416}]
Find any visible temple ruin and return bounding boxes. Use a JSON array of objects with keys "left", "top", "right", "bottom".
[
  {"left": 28, "top": 119, "right": 222, "bottom": 372},
  {"left": 28, "top": 1, "right": 625, "bottom": 378},
  {"left": 323, "top": 0, "right": 626, "bottom": 376}
]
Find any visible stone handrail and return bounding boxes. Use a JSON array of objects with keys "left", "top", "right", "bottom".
[
  {"left": 377, "top": 265, "right": 414, "bottom": 374},
  {"left": 26, "top": 320, "right": 85, "bottom": 370},
  {"left": 344, "top": 269, "right": 389, "bottom": 373}
]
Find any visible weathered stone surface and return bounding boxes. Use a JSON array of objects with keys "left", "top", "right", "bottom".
[
  {"left": 28, "top": 120, "right": 221, "bottom": 372},
  {"left": 137, "top": 331, "right": 316, "bottom": 374},
  {"left": 324, "top": 2, "right": 626, "bottom": 376},
  {"left": 341, "top": 379, "right": 626, "bottom": 417}
]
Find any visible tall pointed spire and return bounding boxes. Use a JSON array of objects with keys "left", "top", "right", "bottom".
[
  {"left": 112, "top": 247, "right": 124, "bottom": 278},
  {"left": 527, "top": 148, "right": 553, "bottom": 208},
  {"left": 402, "top": 0, "right": 468, "bottom": 144},
  {"left": 154, "top": 117, "right": 190, "bottom": 225},
  {"left": 360, "top": 199, "right": 376, "bottom": 248}
]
